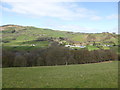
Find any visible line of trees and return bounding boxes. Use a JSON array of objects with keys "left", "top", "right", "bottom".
[{"left": 2, "top": 46, "right": 118, "bottom": 67}]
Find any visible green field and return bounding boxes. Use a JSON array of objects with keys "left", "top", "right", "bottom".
[
  {"left": 2, "top": 61, "right": 118, "bottom": 88},
  {"left": 1, "top": 25, "right": 119, "bottom": 51}
]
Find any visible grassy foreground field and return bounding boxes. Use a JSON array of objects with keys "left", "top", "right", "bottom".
[{"left": 2, "top": 61, "right": 118, "bottom": 88}]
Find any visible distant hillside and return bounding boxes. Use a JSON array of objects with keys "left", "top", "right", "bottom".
[{"left": 1, "top": 24, "right": 119, "bottom": 50}]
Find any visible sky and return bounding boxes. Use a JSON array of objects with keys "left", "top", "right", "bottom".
[{"left": 0, "top": 0, "right": 118, "bottom": 33}]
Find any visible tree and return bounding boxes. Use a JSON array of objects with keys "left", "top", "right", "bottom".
[
  {"left": 2, "top": 49, "right": 15, "bottom": 67},
  {"left": 14, "top": 55, "right": 26, "bottom": 67}
]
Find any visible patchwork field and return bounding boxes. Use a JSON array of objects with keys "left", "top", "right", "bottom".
[
  {"left": 1, "top": 25, "right": 119, "bottom": 51},
  {"left": 2, "top": 61, "right": 118, "bottom": 88}
]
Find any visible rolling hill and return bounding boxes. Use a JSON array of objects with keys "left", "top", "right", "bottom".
[{"left": 1, "top": 24, "right": 119, "bottom": 50}]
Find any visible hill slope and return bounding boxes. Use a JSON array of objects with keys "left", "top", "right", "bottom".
[{"left": 1, "top": 24, "right": 118, "bottom": 50}]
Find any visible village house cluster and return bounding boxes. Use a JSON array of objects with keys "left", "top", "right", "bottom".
[{"left": 65, "top": 45, "right": 86, "bottom": 48}]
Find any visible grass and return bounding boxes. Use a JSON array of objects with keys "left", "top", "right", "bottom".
[
  {"left": 2, "top": 61, "right": 118, "bottom": 88},
  {"left": 2, "top": 45, "right": 47, "bottom": 51},
  {"left": 87, "top": 45, "right": 99, "bottom": 51},
  {"left": 2, "top": 40, "right": 49, "bottom": 51},
  {"left": 0, "top": 68, "right": 1, "bottom": 89}
]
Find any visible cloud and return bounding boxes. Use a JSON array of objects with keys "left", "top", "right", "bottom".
[
  {"left": 2, "top": 0, "right": 76, "bottom": 2},
  {"left": 90, "top": 16, "right": 102, "bottom": 21},
  {"left": 54, "top": 25, "right": 99, "bottom": 33},
  {"left": 1, "top": 0, "right": 102, "bottom": 21},
  {"left": 2, "top": 0, "right": 119, "bottom": 2},
  {"left": 110, "top": 27, "right": 118, "bottom": 33},
  {"left": 106, "top": 14, "right": 118, "bottom": 20}
]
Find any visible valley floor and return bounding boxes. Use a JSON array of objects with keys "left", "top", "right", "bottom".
[{"left": 2, "top": 61, "right": 118, "bottom": 88}]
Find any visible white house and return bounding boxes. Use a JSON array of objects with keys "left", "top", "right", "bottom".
[
  {"left": 32, "top": 44, "right": 36, "bottom": 46},
  {"left": 65, "top": 45, "right": 71, "bottom": 47},
  {"left": 65, "top": 45, "right": 86, "bottom": 48},
  {"left": 103, "top": 45, "right": 111, "bottom": 47}
]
